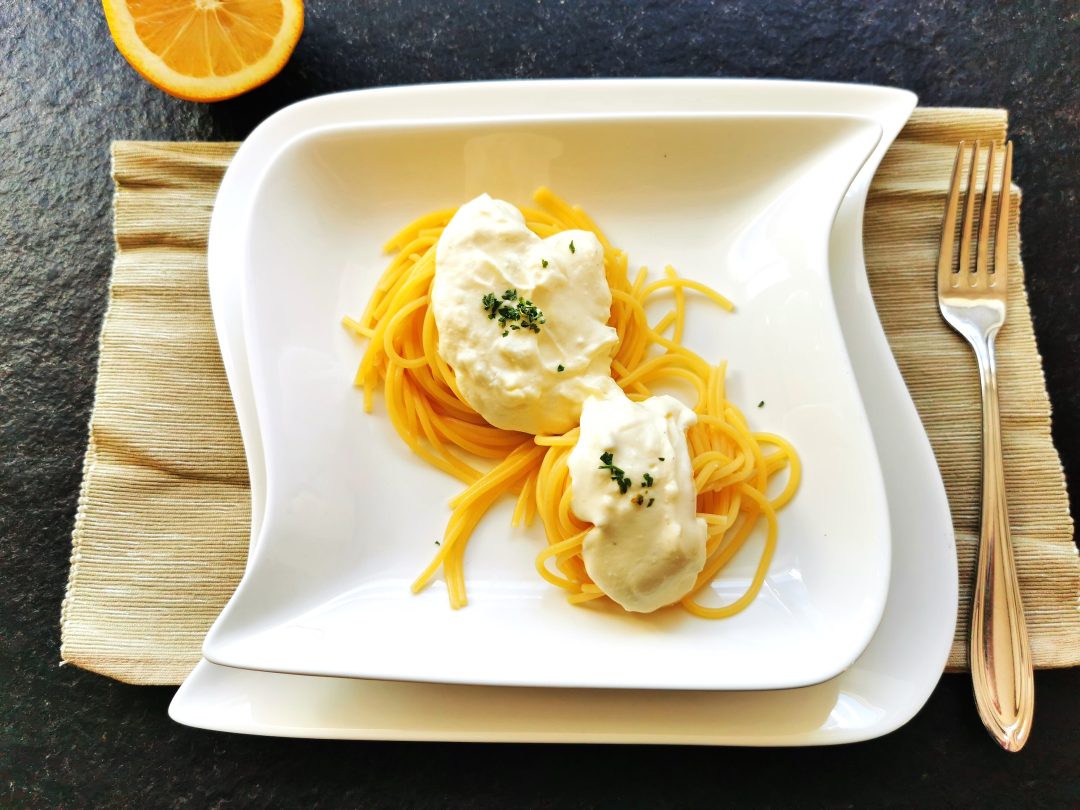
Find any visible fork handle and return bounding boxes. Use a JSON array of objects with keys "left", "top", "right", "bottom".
[{"left": 969, "top": 332, "right": 1034, "bottom": 751}]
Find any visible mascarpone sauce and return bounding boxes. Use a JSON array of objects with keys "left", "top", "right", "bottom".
[
  {"left": 432, "top": 194, "right": 619, "bottom": 435},
  {"left": 568, "top": 394, "right": 707, "bottom": 613}
]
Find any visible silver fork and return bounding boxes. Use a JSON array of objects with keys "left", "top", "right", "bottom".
[{"left": 937, "top": 139, "right": 1033, "bottom": 751}]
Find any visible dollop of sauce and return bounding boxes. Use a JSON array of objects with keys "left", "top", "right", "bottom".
[
  {"left": 432, "top": 194, "right": 619, "bottom": 435},
  {"left": 568, "top": 394, "right": 707, "bottom": 613}
]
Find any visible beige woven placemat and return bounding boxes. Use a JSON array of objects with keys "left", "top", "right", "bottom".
[{"left": 60, "top": 109, "right": 1079, "bottom": 686}]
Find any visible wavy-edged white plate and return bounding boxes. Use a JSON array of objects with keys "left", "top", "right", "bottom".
[
  {"left": 172, "top": 80, "right": 956, "bottom": 743},
  {"left": 203, "top": 110, "right": 888, "bottom": 690}
]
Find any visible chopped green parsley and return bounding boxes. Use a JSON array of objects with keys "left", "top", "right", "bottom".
[
  {"left": 598, "top": 451, "right": 632, "bottom": 494},
  {"left": 557, "top": 364, "right": 565, "bottom": 372},
  {"left": 542, "top": 259, "right": 549, "bottom": 268},
  {"left": 481, "top": 289, "right": 545, "bottom": 336},
  {"left": 569, "top": 240, "right": 575, "bottom": 254},
  {"left": 598, "top": 452, "right": 657, "bottom": 498}
]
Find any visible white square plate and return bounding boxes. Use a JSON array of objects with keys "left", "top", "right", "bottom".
[
  {"left": 174, "top": 79, "right": 958, "bottom": 743},
  {"left": 203, "top": 110, "right": 890, "bottom": 690}
]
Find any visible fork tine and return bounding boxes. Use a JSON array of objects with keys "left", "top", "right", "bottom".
[
  {"left": 975, "top": 141, "right": 997, "bottom": 286},
  {"left": 994, "top": 140, "right": 1014, "bottom": 281},
  {"left": 958, "top": 140, "right": 981, "bottom": 278},
  {"left": 938, "top": 141, "right": 966, "bottom": 290}
]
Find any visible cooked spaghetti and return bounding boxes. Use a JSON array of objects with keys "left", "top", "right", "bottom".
[{"left": 342, "top": 188, "right": 800, "bottom": 618}]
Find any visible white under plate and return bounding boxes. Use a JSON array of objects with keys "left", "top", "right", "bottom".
[
  {"left": 202, "top": 110, "right": 890, "bottom": 691},
  {"left": 174, "top": 79, "right": 957, "bottom": 743}
]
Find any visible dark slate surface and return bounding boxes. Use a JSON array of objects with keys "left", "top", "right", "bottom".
[{"left": 2, "top": 0, "right": 1078, "bottom": 806}]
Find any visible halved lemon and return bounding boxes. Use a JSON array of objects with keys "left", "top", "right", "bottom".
[{"left": 102, "top": 0, "right": 304, "bottom": 102}]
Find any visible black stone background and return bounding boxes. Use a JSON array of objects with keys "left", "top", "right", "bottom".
[{"left": 1, "top": 0, "right": 1077, "bottom": 807}]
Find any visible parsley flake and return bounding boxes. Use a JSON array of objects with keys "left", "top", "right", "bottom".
[
  {"left": 516, "top": 298, "right": 544, "bottom": 333},
  {"left": 598, "top": 451, "right": 631, "bottom": 494},
  {"left": 642, "top": 472, "right": 654, "bottom": 488},
  {"left": 483, "top": 289, "right": 545, "bottom": 336},
  {"left": 632, "top": 494, "right": 645, "bottom": 506},
  {"left": 557, "top": 364, "right": 565, "bottom": 372},
  {"left": 542, "top": 259, "right": 549, "bottom": 268},
  {"left": 647, "top": 498, "right": 655, "bottom": 507},
  {"left": 569, "top": 240, "right": 576, "bottom": 254},
  {"left": 658, "top": 457, "right": 665, "bottom": 462},
  {"left": 757, "top": 400, "right": 765, "bottom": 408}
]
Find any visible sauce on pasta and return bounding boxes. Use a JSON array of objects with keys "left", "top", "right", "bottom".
[{"left": 342, "top": 189, "right": 800, "bottom": 618}]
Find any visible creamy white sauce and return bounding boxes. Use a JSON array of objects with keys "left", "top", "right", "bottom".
[
  {"left": 432, "top": 194, "right": 706, "bottom": 612},
  {"left": 432, "top": 194, "right": 619, "bottom": 435},
  {"left": 568, "top": 394, "right": 707, "bottom": 613}
]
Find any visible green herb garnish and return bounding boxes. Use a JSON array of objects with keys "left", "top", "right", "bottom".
[
  {"left": 557, "top": 364, "right": 565, "bottom": 372},
  {"left": 642, "top": 472, "right": 654, "bottom": 488},
  {"left": 542, "top": 259, "right": 549, "bottom": 268},
  {"left": 598, "top": 451, "right": 631, "bottom": 494},
  {"left": 632, "top": 494, "right": 645, "bottom": 506},
  {"left": 647, "top": 498, "right": 655, "bottom": 507},
  {"left": 516, "top": 298, "right": 545, "bottom": 332},
  {"left": 757, "top": 400, "right": 765, "bottom": 408},
  {"left": 569, "top": 240, "right": 576, "bottom": 254},
  {"left": 483, "top": 289, "right": 545, "bottom": 336},
  {"left": 658, "top": 457, "right": 665, "bottom": 462}
]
